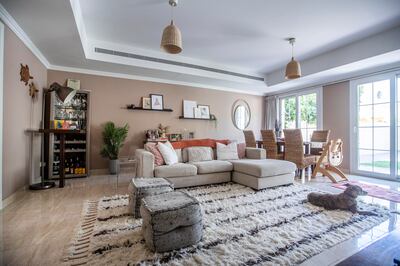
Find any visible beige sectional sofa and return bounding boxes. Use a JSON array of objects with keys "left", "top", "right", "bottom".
[{"left": 135, "top": 146, "right": 297, "bottom": 190}]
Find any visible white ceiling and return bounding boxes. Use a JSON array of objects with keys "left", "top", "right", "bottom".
[
  {"left": 80, "top": 0, "right": 400, "bottom": 73},
  {"left": 1, "top": 0, "right": 400, "bottom": 94}
]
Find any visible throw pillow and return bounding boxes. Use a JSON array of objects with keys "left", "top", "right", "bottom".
[
  {"left": 144, "top": 143, "right": 164, "bottom": 166},
  {"left": 237, "top": 143, "right": 246, "bottom": 159},
  {"left": 157, "top": 141, "right": 178, "bottom": 165},
  {"left": 217, "top": 142, "right": 239, "bottom": 160},
  {"left": 182, "top": 148, "right": 189, "bottom": 162},
  {"left": 175, "top": 148, "right": 183, "bottom": 163},
  {"left": 187, "top": 147, "right": 213, "bottom": 162}
]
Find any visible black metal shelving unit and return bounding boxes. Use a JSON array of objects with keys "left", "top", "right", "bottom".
[{"left": 43, "top": 90, "right": 90, "bottom": 180}]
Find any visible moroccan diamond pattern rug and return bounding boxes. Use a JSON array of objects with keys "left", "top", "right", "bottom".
[{"left": 65, "top": 183, "right": 390, "bottom": 266}]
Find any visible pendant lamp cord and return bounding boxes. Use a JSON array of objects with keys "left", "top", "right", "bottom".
[{"left": 291, "top": 42, "right": 294, "bottom": 59}]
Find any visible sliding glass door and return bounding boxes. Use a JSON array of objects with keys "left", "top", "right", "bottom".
[
  {"left": 351, "top": 72, "right": 399, "bottom": 180},
  {"left": 398, "top": 76, "right": 400, "bottom": 178},
  {"left": 299, "top": 93, "right": 317, "bottom": 141},
  {"left": 281, "top": 96, "right": 296, "bottom": 129},
  {"left": 279, "top": 88, "right": 321, "bottom": 141}
]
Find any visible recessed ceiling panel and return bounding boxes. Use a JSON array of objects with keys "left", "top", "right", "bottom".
[{"left": 80, "top": 0, "right": 400, "bottom": 73}]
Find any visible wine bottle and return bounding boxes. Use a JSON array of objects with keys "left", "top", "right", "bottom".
[
  {"left": 70, "top": 158, "right": 74, "bottom": 174},
  {"left": 65, "top": 159, "right": 69, "bottom": 174},
  {"left": 75, "top": 156, "right": 80, "bottom": 174}
]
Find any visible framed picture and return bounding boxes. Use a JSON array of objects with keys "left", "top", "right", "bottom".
[
  {"left": 194, "top": 107, "right": 202, "bottom": 118},
  {"left": 150, "top": 94, "right": 164, "bottom": 110},
  {"left": 183, "top": 100, "right": 197, "bottom": 118},
  {"left": 168, "top": 133, "right": 182, "bottom": 142},
  {"left": 141, "top": 97, "right": 151, "bottom": 109},
  {"left": 197, "top": 104, "right": 210, "bottom": 119}
]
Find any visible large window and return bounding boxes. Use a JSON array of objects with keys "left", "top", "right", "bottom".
[
  {"left": 279, "top": 88, "right": 321, "bottom": 141},
  {"left": 350, "top": 72, "right": 400, "bottom": 180},
  {"left": 281, "top": 96, "right": 296, "bottom": 129}
]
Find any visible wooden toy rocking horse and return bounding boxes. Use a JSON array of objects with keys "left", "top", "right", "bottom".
[{"left": 311, "top": 139, "right": 348, "bottom": 183}]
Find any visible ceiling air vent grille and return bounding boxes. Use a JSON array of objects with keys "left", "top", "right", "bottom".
[{"left": 95, "top": 47, "right": 264, "bottom": 81}]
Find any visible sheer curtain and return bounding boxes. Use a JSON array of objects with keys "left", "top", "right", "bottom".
[{"left": 265, "top": 96, "right": 277, "bottom": 129}]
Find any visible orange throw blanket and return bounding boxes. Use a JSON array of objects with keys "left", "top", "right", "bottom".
[{"left": 171, "top": 138, "right": 230, "bottom": 149}]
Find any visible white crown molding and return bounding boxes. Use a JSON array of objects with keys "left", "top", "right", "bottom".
[
  {"left": 0, "top": 3, "right": 50, "bottom": 68},
  {"left": 265, "top": 50, "right": 400, "bottom": 95},
  {"left": 48, "top": 64, "right": 265, "bottom": 96},
  {"left": 88, "top": 39, "right": 265, "bottom": 80},
  {"left": 0, "top": 2, "right": 264, "bottom": 96},
  {"left": 69, "top": 0, "right": 89, "bottom": 57},
  {"left": 69, "top": 0, "right": 265, "bottom": 86}
]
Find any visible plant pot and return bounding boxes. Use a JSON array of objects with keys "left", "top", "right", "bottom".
[{"left": 109, "top": 159, "right": 120, "bottom": 174}]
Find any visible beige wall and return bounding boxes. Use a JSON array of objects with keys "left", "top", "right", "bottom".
[
  {"left": 47, "top": 70, "right": 264, "bottom": 170},
  {"left": 323, "top": 81, "right": 350, "bottom": 171},
  {"left": 3, "top": 25, "right": 47, "bottom": 199}
]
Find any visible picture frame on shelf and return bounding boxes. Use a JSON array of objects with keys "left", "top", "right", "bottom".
[
  {"left": 150, "top": 94, "right": 164, "bottom": 110},
  {"left": 198, "top": 104, "right": 210, "bottom": 119},
  {"left": 168, "top": 133, "right": 182, "bottom": 142},
  {"left": 194, "top": 107, "right": 202, "bottom": 118},
  {"left": 183, "top": 100, "right": 197, "bottom": 118},
  {"left": 141, "top": 97, "right": 151, "bottom": 109}
]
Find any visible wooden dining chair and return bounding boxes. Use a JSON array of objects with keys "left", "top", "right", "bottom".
[
  {"left": 310, "top": 130, "right": 331, "bottom": 155},
  {"left": 283, "top": 129, "right": 318, "bottom": 177},
  {"left": 261, "top": 130, "right": 283, "bottom": 159},
  {"left": 243, "top": 130, "right": 257, "bottom": 148}
]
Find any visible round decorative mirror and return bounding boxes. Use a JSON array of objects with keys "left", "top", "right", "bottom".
[{"left": 232, "top": 99, "right": 251, "bottom": 130}]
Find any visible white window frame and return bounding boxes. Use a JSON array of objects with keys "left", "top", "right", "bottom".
[
  {"left": 0, "top": 22, "right": 4, "bottom": 209},
  {"left": 349, "top": 70, "right": 400, "bottom": 180},
  {"left": 277, "top": 87, "right": 323, "bottom": 136}
]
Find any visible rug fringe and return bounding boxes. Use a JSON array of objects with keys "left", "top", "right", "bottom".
[{"left": 64, "top": 200, "right": 98, "bottom": 265}]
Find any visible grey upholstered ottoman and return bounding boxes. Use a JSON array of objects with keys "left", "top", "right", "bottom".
[
  {"left": 231, "top": 159, "right": 296, "bottom": 190},
  {"left": 140, "top": 191, "right": 203, "bottom": 252},
  {"left": 128, "top": 178, "right": 174, "bottom": 218}
]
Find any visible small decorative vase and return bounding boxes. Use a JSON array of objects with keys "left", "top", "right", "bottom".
[{"left": 109, "top": 159, "right": 120, "bottom": 174}]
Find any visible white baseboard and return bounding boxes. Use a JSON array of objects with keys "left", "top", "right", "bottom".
[{"left": 1, "top": 185, "right": 27, "bottom": 209}]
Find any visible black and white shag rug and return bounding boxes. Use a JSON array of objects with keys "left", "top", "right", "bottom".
[{"left": 65, "top": 183, "right": 390, "bottom": 266}]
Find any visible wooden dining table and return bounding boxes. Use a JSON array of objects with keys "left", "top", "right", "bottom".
[{"left": 256, "top": 139, "right": 312, "bottom": 155}]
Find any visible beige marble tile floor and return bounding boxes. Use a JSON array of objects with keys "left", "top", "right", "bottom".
[
  {"left": 0, "top": 173, "right": 398, "bottom": 266},
  {"left": 299, "top": 173, "right": 399, "bottom": 266},
  {"left": 1, "top": 174, "right": 132, "bottom": 266}
]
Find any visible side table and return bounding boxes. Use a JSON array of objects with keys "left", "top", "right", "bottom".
[{"left": 115, "top": 157, "right": 137, "bottom": 188}]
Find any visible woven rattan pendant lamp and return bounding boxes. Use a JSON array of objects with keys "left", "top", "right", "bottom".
[
  {"left": 161, "top": 0, "right": 182, "bottom": 54},
  {"left": 285, "top": 38, "right": 301, "bottom": 80}
]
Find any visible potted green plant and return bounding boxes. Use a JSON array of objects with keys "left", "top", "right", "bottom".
[{"left": 100, "top": 122, "right": 129, "bottom": 174}]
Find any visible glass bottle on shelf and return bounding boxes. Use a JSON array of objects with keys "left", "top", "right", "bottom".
[
  {"left": 82, "top": 96, "right": 87, "bottom": 110},
  {"left": 65, "top": 159, "right": 69, "bottom": 174},
  {"left": 70, "top": 158, "right": 74, "bottom": 174},
  {"left": 75, "top": 156, "right": 80, "bottom": 174}
]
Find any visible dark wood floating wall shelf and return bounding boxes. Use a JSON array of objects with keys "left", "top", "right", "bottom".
[
  {"left": 126, "top": 106, "right": 173, "bottom": 112},
  {"left": 178, "top": 116, "right": 216, "bottom": 121}
]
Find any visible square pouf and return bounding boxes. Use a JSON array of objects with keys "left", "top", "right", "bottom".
[
  {"left": 128, "top": 178, "right": 174, "bottom": 218},
  {"left": 141, "top": 191, "right": 203, "bottom": 253}
]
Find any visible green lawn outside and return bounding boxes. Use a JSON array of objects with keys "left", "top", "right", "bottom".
[{"left": 360, "top": 161, "right": 400, "bottom": 169}]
